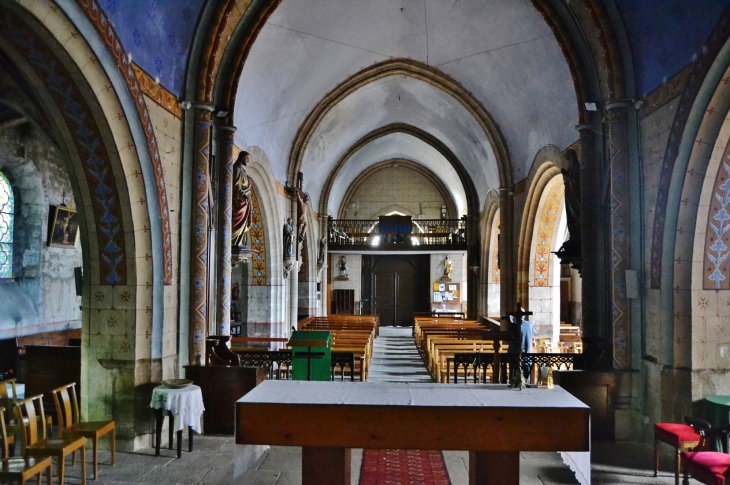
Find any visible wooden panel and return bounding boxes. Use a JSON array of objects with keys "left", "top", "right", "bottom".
[
  {"left": 302, "top": 446, "right": 350, "bottom": 485},
  {"left": 185, "top": 365, "right": 265, "bottom": 435},
  {"left": 237, "top": 403, "right": 589, "bottom": 452},
  {"left": 469, "top": 451, "right": 519, "bottom": 485},
  {"left": 331, "top": 289, "right": 355, "bottom": 315},
  {"left": 374, "top": 273, "right": 395, "bottom": 326},
  {"left": 25, "top": 345, "right": 81, "bottom": 421},
  {"left": 555, "top": 370, "right": 616, "bottom": 441}
]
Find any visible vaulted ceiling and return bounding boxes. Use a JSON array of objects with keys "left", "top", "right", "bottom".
[{"left": 233, "top": 0, "right": 578, "bottom": 214}]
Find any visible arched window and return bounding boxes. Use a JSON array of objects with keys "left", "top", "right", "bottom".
[{"left": 0, "top": 172, "right": 14, "bottom": 278}]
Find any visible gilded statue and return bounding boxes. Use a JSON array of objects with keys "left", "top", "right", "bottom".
[
  {"left": 232, "top": 151, "right": 252, "bottom": 247},
  {"left": 444, "top": 255, "right": 453, "bottom": 278}
]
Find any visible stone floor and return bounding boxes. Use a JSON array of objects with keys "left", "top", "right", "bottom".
[{"left": 10, "top": 327, "right": 704, "bottom": 484}]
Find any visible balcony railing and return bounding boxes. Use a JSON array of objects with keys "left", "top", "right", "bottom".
[{"left": 328, "top": 216, "right": 467, "bottom": 250}]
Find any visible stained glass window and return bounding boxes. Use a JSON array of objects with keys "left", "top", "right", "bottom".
[{"left": 0, "top": 172, "right": 14, "bottom": 278}]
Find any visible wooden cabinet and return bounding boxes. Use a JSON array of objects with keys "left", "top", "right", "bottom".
[{"left": 185, "top": 365, "right": 265, "bottom": 435}]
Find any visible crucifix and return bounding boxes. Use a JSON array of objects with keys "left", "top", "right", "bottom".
[{"left": 501, "top": 305, "right": 533, "bottom": 390}]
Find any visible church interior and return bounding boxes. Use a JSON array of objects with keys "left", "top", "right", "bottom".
[{"left": 3, "top": 0, "right": 730, "bottom": 484}]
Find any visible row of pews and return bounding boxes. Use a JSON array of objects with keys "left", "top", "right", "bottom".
[
  {"left": 415, "top": 316, "right": 584, "bottom": 384},
  {"left": 415, "top": 316, "right": 504, "bottom": 383},
  {"left": 218, "top": 315, "right": 379, "bottom": 382},
  {"left": 299, "top": 315, "right": 378, "bottom": 382}
]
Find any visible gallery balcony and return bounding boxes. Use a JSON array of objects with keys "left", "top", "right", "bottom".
[{"left": 327, "top": 215, "right": 467, "bottom": 251}]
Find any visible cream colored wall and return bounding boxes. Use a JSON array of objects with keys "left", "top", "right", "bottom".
[
  {"left": 330, "top": 254, "right": 362, "bottom": 314},
  {"left": 691, "top": 108, "right": 730, "bottom": 401},
  {"left": 342, "top": 166, "right": 446, "bottom": 219},
  {"left": 143, "top": 95, "right": 182, "bottom": 379}
]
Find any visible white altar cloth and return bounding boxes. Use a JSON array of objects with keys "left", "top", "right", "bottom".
[
  {"left": 239, "top": 380, "right": 584, "bottom": 409},
  {"left": 150, "top": 384, "right": 205, "bottom": 432}
]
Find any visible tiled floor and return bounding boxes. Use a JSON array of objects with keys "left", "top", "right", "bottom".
[{"left": 13, "top": 327, "right": 701, "bottom": 484}]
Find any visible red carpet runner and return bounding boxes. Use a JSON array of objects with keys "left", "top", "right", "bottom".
[{"left": 359, "top": 449, "right": 452, "bottom": 485}]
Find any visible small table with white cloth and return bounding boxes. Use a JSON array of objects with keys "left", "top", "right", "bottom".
[{"left": 150, "top": 384, "right": 205, "bottom": 458}]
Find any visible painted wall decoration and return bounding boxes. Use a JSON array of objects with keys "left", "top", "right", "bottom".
[
  {"left": 706, "top": 160, "right": 730, "bottom": 289},
  {"left": 250, "top": 185, "right": 267, "bottom": 286},
  {"left": 615, "top": 0, "right": 730, "bottom": 97},
  {"left": 132, "top": 64, "right": 182, "bottom": 118},
  {"left": 533, "top": 183, "right": 564, "bottom": 287},
  {"left": 76, "top": 0, "right": 175, "bottom": 284},
  {"left": 0, "top": 11, "right": 127, "bottom": 285},
  {"left": 649, "top": 3, "right": 730, "bottom": 288},
  {"left": 96, "top": 0, "right": 205, "bottom": 95}
]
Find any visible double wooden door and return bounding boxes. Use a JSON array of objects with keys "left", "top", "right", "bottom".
[{"left": 361, "top": 255, "right": 429, "bottom": 326}]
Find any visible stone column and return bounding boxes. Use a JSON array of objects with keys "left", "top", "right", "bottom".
[
  {"left": 576, "top": 123, "right": 598, "bottom": 340},
  {"left": 498, "top": 187, "right": 516, "bottom": 330},
  {"left": 605, "top": 100, "right": 632, "bottom": 370},
  {"left": 215, "top": 125, "right": 236, "bottom": 337},
  {"left": 466, "top": 215, "right": 479, "bottom": 320},
  {"left": 189, "top": 103, "right": 214, "bottom": 365}
]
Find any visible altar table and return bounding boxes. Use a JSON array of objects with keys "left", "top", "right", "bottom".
[{"left": 236, "top": 381, "right": 590, "bottom": 485}]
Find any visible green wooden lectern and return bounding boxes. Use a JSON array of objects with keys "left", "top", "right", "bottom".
[{"left": 288, "top": 331, "right": 331, "bottom": 381}]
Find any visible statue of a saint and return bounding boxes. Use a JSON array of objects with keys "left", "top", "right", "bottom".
[
  {"left": 562, "top": 149, "right": 581, "bottom": 242},
  {"left": 443, "top": 256, "right": 453, "bottom": 278},
  {"left": 317, "top": 237, "right": 326, "bottom": 266},
  {"left": 231, "top": 151, "right": 252, "bottom": 247},
  {"left": 338, "top": 256, "right": 348, "bottom": 279},
  {"left": 283, "top": 218, "right": 295, "bottom": 258},
  {"left": 296, "top": 188, "right": 309, "bottom": 249}
]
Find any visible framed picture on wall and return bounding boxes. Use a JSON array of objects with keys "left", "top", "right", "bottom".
[{"left": 48, "top": 206, "right": 79, "bottom": 248}]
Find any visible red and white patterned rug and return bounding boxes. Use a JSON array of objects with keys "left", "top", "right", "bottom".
[{"left": 359, "top": 449, "right": 452, "bottom": 485}]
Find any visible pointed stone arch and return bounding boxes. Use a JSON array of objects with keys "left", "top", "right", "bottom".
[
  {"left": 479, "top": 191, "right": 499, "bottom": 319},
  {"left": 0, "top": 1, "right": 170, "bottom": 447},
  {"left": 336, "top": 159, "right": 458, "bottom": 220},
  {"left": 319, "top": 123, "right": 479, "bottom": 218},
  {"left": 288, "top": 58, "right": 512, "bottom": 197}
]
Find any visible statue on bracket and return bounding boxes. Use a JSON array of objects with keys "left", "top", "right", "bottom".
[
  {"left": 442, "top": 255, "right": 453, "bottom": 281},
  {"left": 283, "top": 217, "right": 295, "bottom": 259},
  {"left": 231, "top": 151, "right": 252, "bottom": 248},
  {"left": 317, "top": 237, "right": 326, "bottom": 268},
  {"left": 555, "top": 149, "right": 582, "bottom": 274},
  {"left": 336, "top": 256, "right": 349, "bottom": 280}
]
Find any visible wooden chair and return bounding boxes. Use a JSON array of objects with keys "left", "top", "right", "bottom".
[
  {"left": 16, "top": 394, "right": 86, "bottom": 485},
  {"left": 52, "top": 382, "right": 115, "bottom": 479},
  {"left": 0, "top": 406, "right": 53, "bottom": 485},
  {"left": 1, "top": 379, "right": 52, "bottom": 442}
]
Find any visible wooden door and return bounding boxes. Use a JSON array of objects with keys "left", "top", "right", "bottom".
[
  {"left": 374, "top": 272, "right": 396, "bottom": 326},
  {"left": 366, "top": 255, "right": 429, "bottom": 326}
]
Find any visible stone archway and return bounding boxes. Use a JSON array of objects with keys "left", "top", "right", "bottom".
[{"left": 0, "top": 2, "right": 167, "bottom": 448}]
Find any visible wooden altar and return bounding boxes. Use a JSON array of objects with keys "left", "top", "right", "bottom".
[{"left": 235, "top": 381, "right": 590, "bottom": 485}]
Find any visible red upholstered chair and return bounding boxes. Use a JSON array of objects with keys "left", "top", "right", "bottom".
[
  {"left": 680, "top": 418, "right": 730, "bottom": 485},
  {"left": 655, "top": 418, "right": 702, "bottom": 485}
]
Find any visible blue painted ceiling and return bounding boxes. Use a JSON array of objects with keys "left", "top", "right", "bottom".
[
  {"left": 96, "top": 0, "right": 730, "bottom": 100},
  {"left": 615, "top": 0, "right": 730, "bottom": 97},
  {"left": 97, "top": 0, "right": 206, "bottom": 96}
]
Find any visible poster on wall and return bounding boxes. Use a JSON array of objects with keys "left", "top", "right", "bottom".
[
  {"left": 433, "top": 292, "right": 442, "bottom": 302},
  {"left": 48, "top": 206, "right": 79, "bottom": 248}
]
